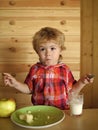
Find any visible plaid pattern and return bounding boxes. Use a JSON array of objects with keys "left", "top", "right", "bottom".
[{"left": 24, "top": 63, "right": 76, "bottom": 110}]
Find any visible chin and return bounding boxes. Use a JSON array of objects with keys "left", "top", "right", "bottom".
[{"left": 45, "top": 63, "right": 57, "bottom": 66}]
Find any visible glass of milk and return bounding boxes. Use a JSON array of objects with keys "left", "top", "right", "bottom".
[{"left": 69, "top": 92, "right": 83, "bottom": 116}]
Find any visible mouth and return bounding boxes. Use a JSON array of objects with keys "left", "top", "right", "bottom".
[{"left": 46, "top": 58, "right": 51, "bottom": 60}]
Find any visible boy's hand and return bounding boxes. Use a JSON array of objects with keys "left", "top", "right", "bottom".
[
  {"left": 81, "top": 74, "right": 95, "bottom": 85},
  {"left": 2, "top": 73, "right": 17, "bottom": 87},
  {"left": 87, "top": 74, "right": 95, "bottom": 79}
]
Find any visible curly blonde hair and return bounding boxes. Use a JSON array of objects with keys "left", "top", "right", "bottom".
[{"left": 32, "top": 27, "right": 66, "bottom": 61}]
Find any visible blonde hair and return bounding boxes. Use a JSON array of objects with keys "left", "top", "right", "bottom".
[{"left": 32, "top": 27, "right": 66, "bottom": 61}]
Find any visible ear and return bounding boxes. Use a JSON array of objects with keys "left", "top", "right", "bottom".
[
  {"left": 60, "top": 48, "right": 63, "bottom": 54},
  {"left": 61, "top": 46, "right": 66, "bottom": 51}
]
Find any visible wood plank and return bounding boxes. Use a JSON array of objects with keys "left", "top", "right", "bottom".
[
  {"left": 81, "top": 0, "right": 93, "bottom": 108},
  {"left": 0, "top": 0, "right": 80, "bottom": 8},
  {"left": 0, "top": 40, "right": 38, "bottom": 62},
  {"left": 92, "top": 0, "right": 98, "bottom": 108},
  {"left": 0, "top": 20, "right": 80, "bottom": 36},
  {"left": 0, "top": 63, "right": 32, "bottom": 72},
  {"left": 0, "top": 9, "right": 80, "bottom": 18},
  {"left": 0, "top": 35, "right": 80, "bottom": 42}
]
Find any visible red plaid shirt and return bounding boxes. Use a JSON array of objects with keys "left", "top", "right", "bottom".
[{"left": 24, "top": 62, "right": 76, "bottom": 110}]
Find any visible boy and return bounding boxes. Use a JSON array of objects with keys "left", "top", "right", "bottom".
[{"left": 3, "top": 27, "right": 94, "bottom": 109}]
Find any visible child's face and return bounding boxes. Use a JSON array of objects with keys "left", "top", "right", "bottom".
[{"left": 37, "top": 41, "right": 61, "bottom": 66}]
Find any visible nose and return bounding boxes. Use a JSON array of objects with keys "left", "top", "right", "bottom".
[{"left": 46, "top": 49, "right": 50, "bottom": 56}]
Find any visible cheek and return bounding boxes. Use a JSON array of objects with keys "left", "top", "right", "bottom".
[
  {"left": 55, "top": 50, "right": 61, "bottom": 56},
  {"left": 38, "top": 53, "right": 45, "bottom": 60}
]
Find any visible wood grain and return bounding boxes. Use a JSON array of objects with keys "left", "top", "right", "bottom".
[{"left": 0, "top": 0, "right": 80, "bottom": 107}]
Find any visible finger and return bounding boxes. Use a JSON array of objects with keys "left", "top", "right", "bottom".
[
  {"left": 2, "top": 73, "right": 12, "bottom": 77},
  {"left": 85, "top": 76, "right": 94, "bottom": 83},
  {"left": 4, "top": 80, "right": 9, "bottom": 86},
  {"left": 87, "top": 74, "right": 95, "bottom": 79},
  {"left": 3, "top": 73, "right": 14, "bottom": 81},
  {"left": 4, "top": 79, "right": 13, "bottom": 87},
  {"left": 89, "top": 78, "right": 94, "bottom": 83}
]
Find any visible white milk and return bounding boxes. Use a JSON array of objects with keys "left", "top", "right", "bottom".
[
  {"left": 69, "top": 94, "right": 84, "bottom": 116},
  {"left": 70, "top": 102, "right": 83, "bottom": 115}
]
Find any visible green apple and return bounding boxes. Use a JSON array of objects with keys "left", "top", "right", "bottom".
[{"left": 0, "top": 98, "right": 16, "bottom": 117}]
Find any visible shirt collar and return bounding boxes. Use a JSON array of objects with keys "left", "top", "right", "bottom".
[{"left": 36, "top": 62, "right": 65, "bottom": 69}]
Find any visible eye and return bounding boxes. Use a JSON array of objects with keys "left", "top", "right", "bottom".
[
  {"left": 51, "top": 47, "right": 56, "bottom": 50},
  {"left": 40, "top": 48, "right": 45, "bottom": 51}
]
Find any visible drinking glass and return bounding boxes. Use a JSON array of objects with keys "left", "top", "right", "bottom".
[{"left": 69, "top": 92, "right": 84, "bottom": 116}]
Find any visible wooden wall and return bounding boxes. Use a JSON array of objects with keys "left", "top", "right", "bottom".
[
  {"left": 0, "top": 0, "right": 80, "bottom": 107},
  {"left": 81, "top": 0, "right": 98, "bottom": 108}
]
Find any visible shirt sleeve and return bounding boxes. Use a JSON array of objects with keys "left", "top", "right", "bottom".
[
  {"left": 65, "top": 65, "right": 77, "bottom": 92},
  {"left": 24, "top": 66, "right": 34, "bottom": 92}
]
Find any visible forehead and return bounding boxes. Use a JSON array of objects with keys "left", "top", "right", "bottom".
[{"left": 39, "top": 41, "right": 59, "bottom": 48}]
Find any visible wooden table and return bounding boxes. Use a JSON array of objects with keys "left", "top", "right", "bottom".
[{"left": 0, "top": 109, "right": 98, "bottom": 130}]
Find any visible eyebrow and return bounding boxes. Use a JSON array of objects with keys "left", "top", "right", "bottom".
[{"left": 39, "top": 45, "right": 58, "bottom": 48}]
